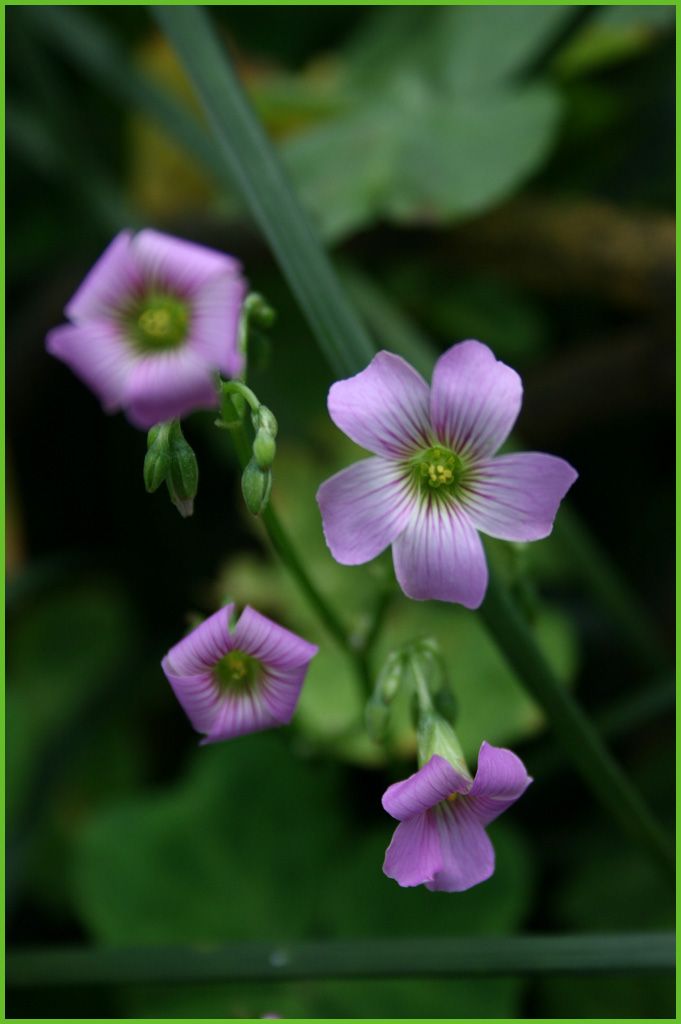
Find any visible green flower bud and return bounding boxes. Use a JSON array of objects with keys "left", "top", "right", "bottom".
[
  {"left": 253, "top": 428, "right": 276, "bottom": 470},
  {"left": 244, "top": 292, "right": 277, "bottom": 328},
  {"left": 417, "top": 710, "right": 469, "bottom": 777},
  {"left": 252, "top": 405, "right": 278, "bottom": 439},
  {"left": 376, "top": 652, "right": 404, "bottom": 705},
  {"left": 143, "top": 434, "right": 170, "bottom": 493},
  {"left": 166, "top": 422, "right": 199, "bottom": 518},
  {"left": 241, "top": 455, "right": 273, "bottom": 516},
  {"left": 366, "top": 697, "right": 391, "bottom": 743},
  {"left": 432, "top": 685, "right": 458, "bottom": 727}
]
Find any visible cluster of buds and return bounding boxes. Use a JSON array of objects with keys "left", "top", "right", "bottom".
[
  {"left": 241, "top": 403, "right": 278, "bottom": 517},
  {"left": 366, "top": 634, "right": 458, "bottom": 748},
  {"left": 144, "top": 421, "right": 199, "bottom": 518}
]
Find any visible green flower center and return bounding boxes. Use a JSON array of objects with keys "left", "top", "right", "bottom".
[
  {"left": 130, "top": 294, "right": 189, "bottom": 351},
  {"left": 412, "top": 446, "right": 466, "bottom": 496},
  {"left": 213, "top": 651, "right": 259, "bottom": 693}
]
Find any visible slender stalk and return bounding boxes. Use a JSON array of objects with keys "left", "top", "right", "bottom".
[
  {"left": 220, "top": 396, "right": 350, "bottom": 656},
  {"left": 149, "top": 5, "right": 376, "bottom": 379},
  {"left": 7, "top": 933, "right": 674, "bottom": 988},
  {"left": 479, "top": 569, "right": 674, "bottom": 880}
]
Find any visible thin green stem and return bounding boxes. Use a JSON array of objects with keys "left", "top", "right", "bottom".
[
  {"left": 221, "top": 401, "right": 350, "bottom": 656},
  {"left": 7, "top": 933, "right": 674, "bottom": 988},
  {"left": 479, "top": 569, "right": 674, "bottom": 881},
  {"left": 221, "top": 380, "right": 261, "bottom": 415}
]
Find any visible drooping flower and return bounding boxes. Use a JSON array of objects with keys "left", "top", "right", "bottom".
[
  {"left": 161, "top": 604, "right": 318, "bottom": 743},
  {"left": 316, "top": 340, "right": 578, "bottom": 608},
  {"left": 382, "top": 743, "right": 531, "bottom": 892},
  {"left": 46, "top": 229, "right": 247, "bottom": 429}
]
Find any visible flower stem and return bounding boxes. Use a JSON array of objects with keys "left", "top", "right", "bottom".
[
  {"left": 479, "top": 568, "right": 674, "bottom": 881},
  {"left": 221, "top": 379, "right": 261, "bottom": 415},
  {"left": 220, "top": 395, "right": 366, "bottom": 687}
]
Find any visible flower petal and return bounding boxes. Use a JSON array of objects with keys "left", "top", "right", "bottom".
[
  {"left": 162, "top": 667, "right": 222, "bottom": 735},
  {"left": 188, "top": 272, "right": 248, "bottom": 378},
  {"left": 462, "top": 452, "right": 578, "bottom": 541},
  {"left": 201, "top": 688, "right": 281, "bottom": 744},
  {"left": 427, "top": 799, "right": 495, "bottom": 892},
  {"left": 392, "top": 497, "right": 488, "bottom": 608},
  {"left": 45, "top": 321, "right": 137, "bottom": 411},
  {"left": 328, "top": 351, "right": 432, "bottom": 458},
  {"left": 123, "top": 348, "right": 219, "bottom": 429},
  {"left": 231, "top": 606, "right": 318, "bottom": 671},
  {"left": 382, "top": 754, "right": 472, "bottom": 821},
  {"left": 430, "top": 340, "right": 523, "bottom": 459},
  {"left": 257, "top": 665, "right": 311, "bottom": 725},
  {"left": 132, "top": 229, "right": 243, "bottom": 296},
  {"left": 382, "top": 812, "right": 443, "bottom": 888},
  {"left": 316, "top": 457, "right": 414, "bottom": 566},
  {"left": 162, "top": 605, "right": 235, "bottom": 676},
  {"left": 64, "top": 230, "right": 139, "bottom": 322},
  {"left": 466, "top": 741, "right": 532, "bottom": 826}
]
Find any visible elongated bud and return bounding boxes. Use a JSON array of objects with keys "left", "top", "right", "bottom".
[
  {"left": 245, "top": 292, "right": 277, "bottom": 328},
  {"left": 417, "top": 710, "right": 469, "bottom": 777},
  {"left": 365, "top": 697, "right": 392, "bottom": 742},
  {"left": 253, "top": 428, "right": 276, "bottom": 470},
  {"left": 252, "top": 405, "right": 278, "bottom": 438},
  {"left": 166, "top": 421, "right": 199, "bottom": 517},
  {"left": 365, "top": 651, "right": 407, "bottom": 742},
  {"left": 241, "top": 455, "right": 273, "bottom": 516},
  {"left": 144, "top": 428, "right": 170, "bottom": 493}
]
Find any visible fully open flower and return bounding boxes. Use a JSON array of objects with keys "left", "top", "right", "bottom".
[
  {"left": 161, "top": 604, "right": 318, "bottom": 743},
  {"left": 383, "top": 743, "right": 531, "bottom": 892},
  {"left": 46, "top": 229, "right": 247, "bottom": 429},
  {"left": 316, "top": 340, "right": 578, "bottom": 608}
]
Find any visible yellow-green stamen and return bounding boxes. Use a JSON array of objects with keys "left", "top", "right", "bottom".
[
  {"left": 213, "top": 650, "right": 259, "bottom": 692},
  {"left": 413, "top": 445, "right": 466, "bottom": 496},
  {"left": 131, "top": 294, "right": 189, "bottom": 351}
]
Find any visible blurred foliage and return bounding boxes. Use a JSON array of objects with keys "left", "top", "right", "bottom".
[{"left": 5, "top": 4, "right": 675, "bottom": 1019}]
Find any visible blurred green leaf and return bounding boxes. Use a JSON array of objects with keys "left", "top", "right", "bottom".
[
  {"left": 6, "top": 582, "right": 136, "bottom": 830},
  {"left": 284, "top": 85, "right": 561, "bottom": 242}
]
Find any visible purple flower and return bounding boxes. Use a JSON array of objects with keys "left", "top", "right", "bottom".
[
  {"left": 161, "top": 604, "right": 318, "bottom": 743},
  {"left": 382, "top": 743, "right": 531, "bottom": 892},
  {"left": 46, "top": 229, "right": 247, "bottom": 429},
  {"left": 316, "top": 340, "right": 578, "bottom": 608}
]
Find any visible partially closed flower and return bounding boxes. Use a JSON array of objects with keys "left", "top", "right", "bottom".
[
  {"left": 161, "top": 604, "right": 318, "bottom": 743},
  {"left": 317, "top": 340, "right": 578, "bottom": 608},
  {"left": 382, "top": 743, "right": 531, "bottom": 892},
  {"left": 46, "top": 229, "right": 247, "bottom": 429}
]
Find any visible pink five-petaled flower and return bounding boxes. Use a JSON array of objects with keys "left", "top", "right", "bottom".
[
  {"left": 161, "top": 604, "right": 318, "bottom": 744},
  {"left": 382, "top": 743, "right": 532, "bottom": 892},
  {"left": 46, "top": 229, "right": 247, "bottom": 430},
  {"left": 316, "top": 340, "right": 578, "bottom": 608}
]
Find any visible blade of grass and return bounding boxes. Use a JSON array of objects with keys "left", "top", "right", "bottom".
[
  {"left": 148, "top": 5, "right": 375, "bottom": 379},
  {"left": 6, "top": 933, "right": 675, "bottom": 987}
]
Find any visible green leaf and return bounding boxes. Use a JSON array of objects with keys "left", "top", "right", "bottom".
[
  {"left": 6, "top": 582, "right": 136, "bottom": 830},
  {"left": 424, "top": 5, "right": 577, "bottom": 94},
  {"left": 284, "top": 85, "right": 560, "bottom": 242}
]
